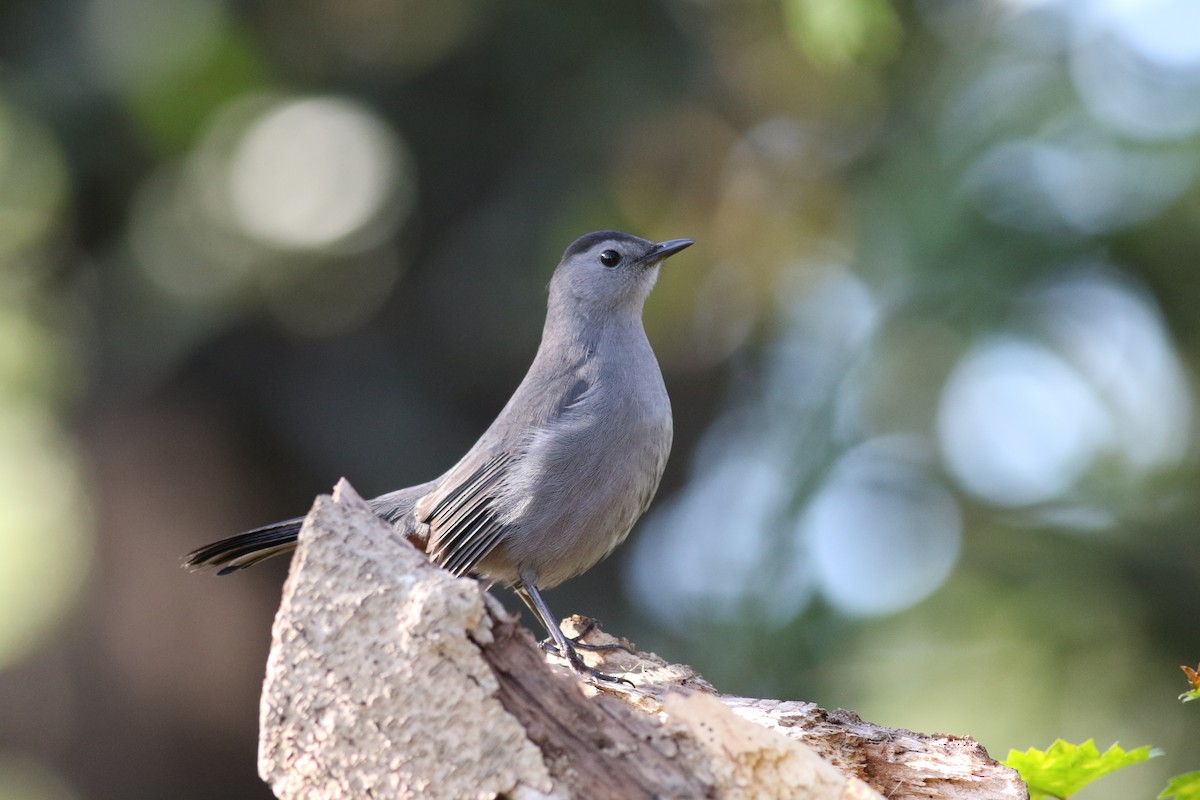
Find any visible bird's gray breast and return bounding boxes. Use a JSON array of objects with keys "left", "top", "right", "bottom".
[{"left": 493, "top": 353, "right": 672, "bottom": 588}]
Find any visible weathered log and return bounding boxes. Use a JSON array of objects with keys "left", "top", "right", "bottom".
[{"left": 257, "top": 480, "right": 1026, "bottom": 800}]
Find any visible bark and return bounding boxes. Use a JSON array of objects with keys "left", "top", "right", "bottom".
[{"left": 257, "top": 480, "right": 1027, "bottom": 800}]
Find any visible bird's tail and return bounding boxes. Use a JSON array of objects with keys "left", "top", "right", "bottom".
[{"left": 183, "top": 517, "right": 305, "bottom": 575}]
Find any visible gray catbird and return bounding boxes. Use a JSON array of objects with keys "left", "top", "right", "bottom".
[{"left": 186, "top": 230, "right": 693, "bottom": 680}]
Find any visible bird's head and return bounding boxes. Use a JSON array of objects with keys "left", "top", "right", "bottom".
[{"left": 549, "top": 230, "right": 693, "bottom": 318}]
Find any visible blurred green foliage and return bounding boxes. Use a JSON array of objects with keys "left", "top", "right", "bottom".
[{"left": 783, "top": 0, "right": 902, "bottom": 68}]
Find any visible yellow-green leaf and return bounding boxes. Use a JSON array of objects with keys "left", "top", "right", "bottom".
[
  {"left": 1161, "top": 772, "right": 1200, "bottom": 800},
  {"left": 1003, "top": 739, "right": 1161, "bottom": 800}
]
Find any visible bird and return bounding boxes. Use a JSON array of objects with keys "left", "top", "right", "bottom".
[{"left": 185, "top": 230, "right": 693, "bottom": 681}]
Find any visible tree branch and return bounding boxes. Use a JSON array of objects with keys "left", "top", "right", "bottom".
[{"left": 257, "top": 480, "right": 1026, "bottom": 800}]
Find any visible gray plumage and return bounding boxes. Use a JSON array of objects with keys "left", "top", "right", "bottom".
[{"left": 186, "top": 230, "right": 692, "bottom": 679}]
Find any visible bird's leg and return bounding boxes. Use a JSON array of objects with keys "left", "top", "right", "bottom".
[{"left": 514, "top": 581, "right": 632, "bottom": 686}]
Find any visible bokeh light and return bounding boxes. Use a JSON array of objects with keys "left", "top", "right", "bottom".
[
  {"left": 1025, "top": 266, "right": 1192, "bottom": 472},
  {"left": 629, "top": 451, "right": 811, "bottom": 629},
  {"left": 0, "top": 95, "right": 91, "bottom": 673},
  {"left": 804, "top": 435, "right": 961, "bottom": 616},
  {"left": 224, "top": 97, "right": 412, "bottom": 251},
  {"left": 1073, "top": 0, "right": 1200, "bottom": 139},
  {"left": 938, "top": 335, "right": 1111, "bottom": 507},
  {"left": 962, "top": 132, "right": 1197, "bottom": 234},
  {"left": 129, "top": 93, "right": 416, "bottom": 341},
  {"left": 0, "top": 406, "right": 90, "bottom": 671},
  {"left": 0, "top": 102, "right": 69, "bottom": 265},
  {"left": 937, "top": 265, "right": 1192, "bottom": 510},
  {"left": 0, "top": 752, "right": 79, "bottom": 800}
]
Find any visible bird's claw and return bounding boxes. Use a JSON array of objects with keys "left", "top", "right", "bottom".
[
  {"left": 539, "top": 626, "right": 635, "bottom": 686},
  {"left": 563, "top": 648, "right": 635, "bottom": 687},
  {"left": 540, "top": 617, "right": 634, "bottom": 654}
]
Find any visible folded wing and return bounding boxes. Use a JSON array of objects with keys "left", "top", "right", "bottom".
[{"left": 420, "top": 451, "right": 515, "bottom": 577}]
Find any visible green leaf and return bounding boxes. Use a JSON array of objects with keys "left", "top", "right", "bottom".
[
  {"left": 1180, "top": 665, "right": 1200, "bottom": 703},
  {"left": 1161, "top": 772, "right": 1200, "bottom": 800},
  {"left": 1003, "top": 739, "right": 1162, "bottom": 799}
]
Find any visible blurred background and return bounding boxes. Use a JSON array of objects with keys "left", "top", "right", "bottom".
[{"left": 1, "top": 0, "right": 1198, "bottom": 797}]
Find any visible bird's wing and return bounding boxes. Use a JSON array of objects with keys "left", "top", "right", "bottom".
[
  {"left": 416, "top": 357, "right": 591, "bottom": 578},
  {"left": 418, "top": 450, "right": 516, "bottom": 577}
]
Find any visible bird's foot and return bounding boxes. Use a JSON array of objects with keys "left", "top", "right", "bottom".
[
  {"left": 561, "top": 645, "right": 635, "bottom": 687},
  {"left": 539, "top": 626, "right": 634, "bottom": 686},
  {"left": 541, "top": 616, "right": 633, "bottom": 654}
]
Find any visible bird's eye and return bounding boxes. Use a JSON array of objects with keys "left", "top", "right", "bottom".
[{"left": 599, "top": 249, "right": 621, "bottom": 267}]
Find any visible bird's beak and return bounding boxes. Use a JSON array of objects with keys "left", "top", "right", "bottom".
[{"left": 652, "top": 238, "right": 694, "bottom": 260}]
